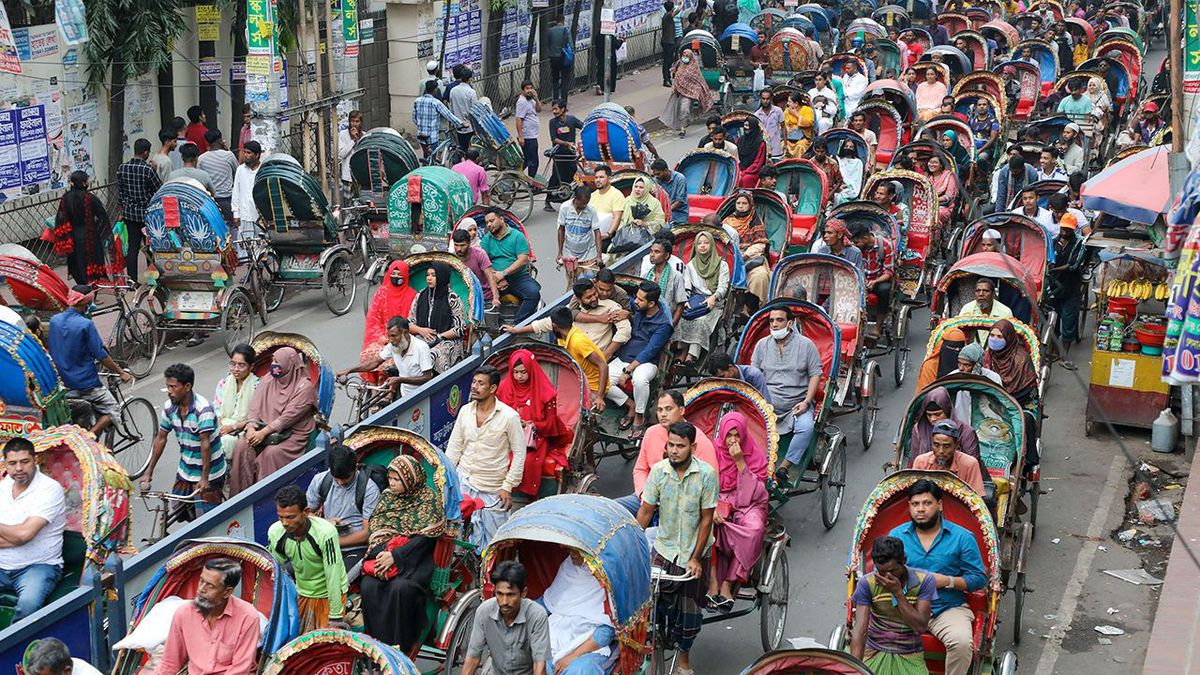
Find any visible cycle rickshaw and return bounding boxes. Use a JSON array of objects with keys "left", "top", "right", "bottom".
[
  {"left": 250, "top": 331, "right": 335, "bottom": 448},
  {"left": 956, "top": 212, "right": 1053, "bottom": 291},
  {"left": 469, "top": 100, "right": 571, "bottom": 221},
  {"left": 830, "top": 470, "right": 1018, "bottom": 675},
  {"left": 735, "top": 299, "right": 850, "bottom": 528},
  {"left": 263, "top": 630, "right": 419, "bottom": 674},
  {"left": 677, "top": 148, "right": 741, "bottom": 224},
  {"left": 680, "top": 29, "right": 728, "bottom": 101},
  {"left": 578, "top": 103, "right": 647, "bottom": 183},
  {"left": 872, "top": 5, "right": 911, "bottom": 30},
  {"left": 864, "top": 168, "right": 940, "bottom": 299},
  {"left": 340, "top": 425, "right": 483, "bottom": 671},
  {"left": 767, "top": 28, "right": 817, "bottom": 82},
  {"left": 0, "top": 243, "right": 69, "bottom": 324},
  {"left": 796, "top": 3, "right": 835, "bottom": 49},
  {"left": 854, "top": 98, "right": 908, "bottom": 166},
  {"left": 751, "top": 8, "right": 788, "bottom": 41},
  {"left": 0, "top": 315, "right": 70, "bottom": 437},
  {"left": 110, "top": 538, "right": 300, "bottom": 674},
  {"left": 741, "top": 648, "right": 873, "bottom": 673},
  {"left": 668, "top": 223, "right": 748, "bottom": 374},
  {"left": 1013, "top": 39, "right": 1060, "bottom": 97},
  {"left": 980, "top": 19, "right": 1021, "bottom": 57},
  {"left": 995, "top": 59, "right": 1044, "bottom": 121},
  {"left": 251, "top": 154, "right": 358, "bottom": 315},
  {"left": 344, "top": 127, "right": 422, "bottom": 269},
  {"left": 362, "top": 249, "right": 484, "bottom": 342},
  {"left": 773, "top": 158, "right": 829, "bottom": 247},
  {"left": 861, "top": 78, "right": 917, "bottom": 128},
  {"left": 715, "top": 188, "right": 807, "bottom": 260}
]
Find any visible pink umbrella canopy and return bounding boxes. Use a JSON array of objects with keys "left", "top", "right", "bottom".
[{"left": 1082, "top": 146, "right": 1174, "bottom": 225}]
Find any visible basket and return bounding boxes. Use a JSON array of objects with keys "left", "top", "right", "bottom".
[
  {"left": 1108, "top": 297, "right": 1138, "bottom": 322},
  {"left": 1135, "top": 323, "right": 1166, "bottom": 348}
]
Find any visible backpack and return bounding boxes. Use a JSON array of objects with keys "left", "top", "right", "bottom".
[
  {"left": 562, "top": 42, "right": 574, "bottom": 68},
  {"left": 317, "top": 464, "right": 389, "bottom": 516}
]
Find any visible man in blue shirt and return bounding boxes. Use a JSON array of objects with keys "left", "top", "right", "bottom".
[
  {"left": 481, "top": 207, "right": 542, "bottom": 322},
  {"left": 707, "top": 352, "right": 772, "bottom": 404},
  {"left": 650, "top": 159, "right": 689, "bottom": 227},
  {"left": 48, "top": 286, "right": 131, "bottom": 435},
  {"left": 607, "top": 281, "right": 673, "bottom": 437},
  {"left": 888, "top": 478, "right": 986, "bottom": 675}
]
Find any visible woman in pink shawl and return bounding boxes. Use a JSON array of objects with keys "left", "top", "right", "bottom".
[
  {"left": 926, "top": 154, "right": 958, "bottom": 227},
  {"left": 229, "top": 347, "right": 319, "bottom": 494},
  {"left": 706, "top": 412, "right": 769, "bottom": 612}
]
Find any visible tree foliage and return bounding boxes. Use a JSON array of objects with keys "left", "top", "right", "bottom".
[{"left": 83, "top": 0, "right": 188, "bottom": 90}]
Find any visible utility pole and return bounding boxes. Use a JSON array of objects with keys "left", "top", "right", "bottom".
[{"left": 1170, "top": 0, "right": 1184, "bottom": 153}]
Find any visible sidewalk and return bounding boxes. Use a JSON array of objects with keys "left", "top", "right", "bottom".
[{"left": 531, "top": 65, "right": 679, "bottom": 154}]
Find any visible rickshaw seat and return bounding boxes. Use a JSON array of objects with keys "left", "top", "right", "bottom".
[
  {"left": 918, "top": 590, "right": 987, "bottom": 665},
  {"left": 0, "top": 531, "right": 86, "bottom": 629},
  {"left": 839, "top": 323, "right": 858, "bottom": 357},
  {"left": 792, "top": 214, "right": 819, "bottom": 245},
  {"left": 1016, "top": 97, "right": 1034, "bottom": 119},
  {"left": 688, "top": 195, "right": 725, "bottom": 222}
]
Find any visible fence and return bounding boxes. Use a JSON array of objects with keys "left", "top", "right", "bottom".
[{"left": 0, "top": 184, "right": 116, "bottom": 264}]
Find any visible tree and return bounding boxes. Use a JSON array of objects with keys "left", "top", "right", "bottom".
[{"left": 85, "top": 0, "right": 187, "bottom": 183}]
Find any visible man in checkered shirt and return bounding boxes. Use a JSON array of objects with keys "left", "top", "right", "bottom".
[
  {"left": 116, "top": 138, "right": 163, "bottom": 283},
  {"left": 412, "top": 79, "right": 464, "bottom": 161},
  {"left": 851, "top": 222, "right": 895, "bottom": 338}
]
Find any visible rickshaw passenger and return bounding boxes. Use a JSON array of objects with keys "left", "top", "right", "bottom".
[
  {"left": 48, "top": 286, "right": 131, "bottom": 436},
  {"left": 873, "top": 182, "right": 910, "bottom": 233},
  {"left": 912, "top": 420, "right": 986, "bottom": 495},
  {"left": 676, "top": 231, "right": 731, "bottom": 362},
  {"left": 957, "top": 279, "right": 1012, "bottom": 344},
  {"left": 984, "top": 319, "right": 1038, "bottom": 406},
  {"left": 706, "top": 413, "right": 768, "bottom": 612},
  {"left": 707, "top": 353, "right": 772, "bottom": 403},
  {"left": 447, "top": 366, "right": 527, "bottom": 549},
  {"left": 736, "top": 117, "right": 768, "bottom": 188},
  {"left": 362, "top": 260, "right": 418, "bottom": 368},
  {"left": 453, "top": 227, "right": 501, "bottom": 308},
  {"left": 907, "top": 387, "right": 982, "bottom": 467},
  {"left": 644, "top": 237, "right": 688, "bottom": 326},
  {"left": 637, "top": 421, "right": 718, "bottom": 675},
  {"left": 809, "top": 139, "right": 845, "bottom": 200},
  {"left": 1010, "top": 187, "right": 1054, "bottom": 234},
  {"left": 751, "top": 309, "right": 823, "bottom": 485},
  {"left": 926, "top": 155, "right": 957, "bottom": 226},
  {"left": 1048, "top": 214, "right": 1086, "bottom": 368},
  {"left": 481, "top": 207, "right": 542, "bottom": 323},
  {"left": 340, "top": 316, "right": 434, "bottom": 398},
  {"left": 722, "top": 191, "right": 771, "bottom": 305},
  {"left": 611, "top": 178, "right": 666, "bottom": 258},
  {"left": 979, "top": 229, "right": 1004, "bottom": 253},
  {"left": 940, "top": 131, "right": 972, "bottom": 183},
  {"left": 915, "top": 67, "right": 948, "bottom": 122},
  {"left": 213, "top": 344, "right": 259, "bottom": 472},
  {"left": 268, "top": 486, "right": 349, "bottom": 632},
  {"left": 360, "top": 454, "right": 447, "bottom": 655},
  {"left": 508, "top": 281, "right": 629, "bottom": 365},
  {"left": 0, "top": 437, "right": 66, "bottom": 623},
  {"left": 814, "top": 218, "right": 864, "bottom": 268},
  {"left": 849, "top": 537, "right": 936, "bottom": 675},
  {"left": 1058, "top": 123, "right": 1086, "bottom": 176},
  {"left": 155, "top": 558, "right": 262, "bottom": 675},
  {"left": 607, "top": 281, "right": 673, "bottom": 437},
  {"left": 22, "top": 636, "right": 104, "bottom": 675},
  {"left": 851, "top": 224, "right": 895, "bottom": 335},
  {"left": 229, "top": 347, "right": 318, "bottom": 494},
  {"left": 616, "top": 390, "right": 718, "bottom": 517},
  {"left": 916, "top": 327, "right": 968, "bottom": 391},
  {"left": 836, "top": 142, "right": 865, "bottom": 205},
  {"left": 409, "top": 262, "right": 468, "bottom": 374},
  {"left": 541, "top": 550, "right": 617, "bottom": 674},
  {"left": 497, "top": 348, "right": 574, "bottom": 498},
  {"left": 950, "top": 343, "right": 1003, "bottom": 423},
  {"left": 306, "top": 443, "right": 379, "bottom": 572},
  {"left": 888, "top": 480, "right": 986, "bottom": 675}
]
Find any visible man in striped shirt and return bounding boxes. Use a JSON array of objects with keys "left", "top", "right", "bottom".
[
  {"left": 139, "top": 363, "right": 224, "bottom": 518},
  {"left": 849, "top": 536, "right": 936, "bottom": 674}
]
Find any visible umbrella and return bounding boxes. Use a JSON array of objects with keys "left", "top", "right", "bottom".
[{"left": 1082, "top": 146, "right": 1173, "bottom": 225}]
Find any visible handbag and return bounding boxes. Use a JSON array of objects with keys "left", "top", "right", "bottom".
[
  {"left": 562, "top": 43, "right": 574, "bottom": 68},
  {"left": 681, "top": 291, "right": 713, "bottom": 320}
]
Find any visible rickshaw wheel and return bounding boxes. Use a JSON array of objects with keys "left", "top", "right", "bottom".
[
  {"left": 221, "top": 291, "right": 256, "bottom": 356},
  {"left": 116, "top": 396, "right": 157, "bottom": 479},
  {"left": 820, "top": 435, "right": 847, "bottom": 529},
  {"left": 893, "top": 307, "right": 910, "bottom": 387},
  {"left": 323, "top": 251, "right": 358, "bottom": 315},
  {"left": 114, "top": 308, "right": 158, "bottom": 379},
  {"left": 759, "top": 551, "right": 790, "bottom": 651},
  {"left": 258, "top": 256, "right": 284, "bottom": 314},
  {"left": 492, "top": 172, "right": 534, "bottom": 222},
  {"left": 860, "top": 387, "right": 878, "bottom": 451},
  {"left": 445, "top": 606, "right": 477, "bottom": 672}
]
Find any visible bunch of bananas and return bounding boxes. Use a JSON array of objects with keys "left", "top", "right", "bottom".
[{"left": 1105, "top": 279, "right": 1171, "bottom": 300}]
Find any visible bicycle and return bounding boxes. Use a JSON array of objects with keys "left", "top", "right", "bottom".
[
  {"left": 336, "top": 375, "right": 396, "bottom": 427},
  {"left": 648, "top": 565, "right": 699, "bottom": 675},
  {"left": 487, "top": 149, "right": 581, "bottom": 222},
  {"left": 337, "top": 200, "right": 386, "bottom": 275},
  {"left": 69, "top": 370, "right": 158, "bottom": 480},
  {"left": 139, "top": 488, "right": 203, "bottom": 545},
  {"left": 92, "top": 281, "right": 159, "bottom": 379}
]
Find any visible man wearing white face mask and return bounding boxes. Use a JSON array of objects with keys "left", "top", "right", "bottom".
[{"left": 750, "top": 308, "right": 823, "bottom": 486}]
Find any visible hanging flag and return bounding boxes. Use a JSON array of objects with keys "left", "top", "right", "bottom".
[
  {"left": 0, "top": 3, "right": 21, "bottom": 73},
  {"left": 343, "top": 0, "right": 360, "bottom": 56},
  {"left": 54, "top": 0, "right": 88, "bottom": 45}
]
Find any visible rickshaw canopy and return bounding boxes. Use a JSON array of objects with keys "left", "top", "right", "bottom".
[{"left": 386, "top": 166, "right": 474, "bottom": 256}]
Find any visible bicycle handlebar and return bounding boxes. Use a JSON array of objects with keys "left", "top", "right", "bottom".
[
  {"left": 651, "top": 567, "right": 697, "bottom": 583},
  {"left": 141, "top": 489, "right": 203, "bottom": 502}
]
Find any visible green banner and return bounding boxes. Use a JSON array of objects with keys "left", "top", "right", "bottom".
[
  {"left": 343, "top": 0, "right": 359, "bottom": 48},
  {"left": 247, "top": 0, "right": 272, "bottom": 54}
]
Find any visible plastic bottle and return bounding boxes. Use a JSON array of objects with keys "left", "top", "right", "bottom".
[{"left": 1151, "top": 408, "right": 1179, "bottom": 453}]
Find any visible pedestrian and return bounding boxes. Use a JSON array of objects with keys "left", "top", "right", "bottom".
[
  {"left": 21, "top": 636, "right": 104, "bottom": 675},
  {"left": 594, "top": 33, "right": 623, "bottom": 95},
  {"left": 239, "top": 104, "right": 253, "bottom": 154},
  {"left": 736, "top": 117, "right": 767, "bottom": 188},
  {"left": 337, "top": 110, "right": 364, "bottom": 197},
  {"left": 198, "top": 129, "right": 239, "bottom": 226},
  {"left": 448, "top": 69, "right": 478, "bottom": 151},
  {"left": 231, "top": 140, "right": 262, "bottom": 262},
  {"left": 545, "top": 100, "right": 583, "bottom": 211},
  {"left": 636, "top": 420, "right": 718, "bottom": 675},
  {"left": 515, "top": 80, "right": 542, "bottom": 177},
  {"left": 661, "top": 1, "right": 679, "bottom": 87},
  {"left": 412, "top": 79, "right": 465, "bottom": 161},
  {"left": 169, "top": 116, "right": 189, "bottom": 170},
  {"left": 138, "top": 363, "right": 225, "bottom": 518},
  {"left": 452, "top": 147, "right": 490, "bottom": 205},
  {"left": 547, "top": 14, "right": 573, "bottom": 103},
  {"left": 184, "top": 105, "right": 209, "bottom": 153},
  {"left": 51, "top": 171, "right": 114, "bottom": 285},
  {"left": 1047, "top": 213, "right": 1085, "bottom": 370},
  {"left": 116, "top": 138, "right": 162, "bottom": 282},
  {"left": 169, "top": 143, "right": 216, "bottom": 197},
  {"left": 754, "top": 88, "right": 785, "bottom": 159},
  {"left": 461, "top": 561, "right": 552, "bottom": 675},
  {"left": 557, "top": 185, "right": 603, "bottom": 284},
  {"left": 152, "top": 128, "right": 176, "bottom": 182},
  {"left": 662, "top": 48, "right": 716, "bottom": 137},
  {"left": 624, "top": 106, "right": 660, "bottom": 159}
]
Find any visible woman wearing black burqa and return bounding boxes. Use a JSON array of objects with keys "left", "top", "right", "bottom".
[{"left": 51, "top": 170, "right": 114, "bottom": 284}]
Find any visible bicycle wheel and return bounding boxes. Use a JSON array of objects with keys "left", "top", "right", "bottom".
[
  {"left": 114, "top": 308, "right": 159, "bottom": 379},
  {"left": 221, "top": 290, "right": 256, "bottom": 355},
  {"left": 116, "top": 396, "right": 157, "bottom": 479},
  {"left": 322, "top": 250, "right": 358, "bottom": 315},
  {"left": 260, "top": 255, "right": 285, "bottom": 313},
  {"left": 492, "top": 171, "right": 535, "bottom": 221}
]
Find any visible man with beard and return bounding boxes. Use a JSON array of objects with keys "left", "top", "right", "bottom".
[
  {"left": 617, "top": 390, "right": 719, "bottom": 517},
  {"left": 0, "top": 437, "right": 66, "bottom": 622},
  {"left": 637, "top": 421, "right": 717, "bottom": 675},
  {"left": 155, "top": 558, "right": 261, "bottom": 675},
  {"left": 910, "top": 420, "right": 985, "bottom": 495},
  {"left": 888, "top": 479, "right": 986, "bottom": 675}
]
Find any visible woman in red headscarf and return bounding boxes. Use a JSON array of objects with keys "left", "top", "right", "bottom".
[
  {"left": 496, "top": 349, "right": 573, "bottom": 498},
  {"left": 706, "top": 412, "right": 769, "bottom": 612},
  {"left": 359, "top": 260, "right": 419, "bottom": 380}
]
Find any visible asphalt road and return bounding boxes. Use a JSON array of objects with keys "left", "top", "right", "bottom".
[{"left": 119, "top": 53, "right": 1169, "bottom": 671}]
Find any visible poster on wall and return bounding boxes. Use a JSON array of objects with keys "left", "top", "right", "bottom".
[
  {"left": 18, "top": 105, "right": 50, "bottom": 187},
  {"left": 0, "top": 111, "right": 19, "bottom": 189},
  {"left": 0, "top": 2, "right": 22, "bottom": 73},
  {"left": 196, "top": 5, "right": 221, "bottom": 41},
  {"left": 55, "top": 0, "right": 89, "bottom": 45},
  {"left": 436, "top": 0, "right": 483, "bottom": 71},
  {"left": 67, "top": 103, "right": 95, "bottom": 177},
  {"left": 613, "top": 0, "right": 658, "bottom": 34},
  {"left": 563, "top": 0, "right": 593, "bottom": 50},
  {"left": 499, "top": 0, "right": 535, "bottom": 68}
]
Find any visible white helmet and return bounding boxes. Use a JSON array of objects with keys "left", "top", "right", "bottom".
[{"left": 425, "top": 60, "right": 440, "bottom": 74}]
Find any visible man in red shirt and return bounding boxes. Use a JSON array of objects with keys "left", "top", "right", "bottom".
[
  {"left": 184, "top": 106, "right": 209, "bottom": 154},
  {"left": 156, "top": 558, "right": 261, "bottom": 675}
]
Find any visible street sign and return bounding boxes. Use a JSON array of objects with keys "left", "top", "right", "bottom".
[{"left": 600, "top": 8, "right": 615, "bottom": 35}]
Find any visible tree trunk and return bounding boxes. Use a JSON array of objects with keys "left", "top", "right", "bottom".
[
  {"left": 229, "top": 1, "right": 248, "bottom": 149},
  {"left": 524, "top": 8, "right": 540, "bottom": 83},
  {"left": 106, "top": 68, "right": 128, "bottom": 186},
  {"left": 157, "top": 62, "right": 175, "bottom": 132}
]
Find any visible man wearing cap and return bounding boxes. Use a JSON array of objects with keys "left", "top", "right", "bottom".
[
  {"left": 812, "top": 218, "right": 864, "bottom": 268},
  {"left": 48, "top": 286, "right": 132, "bottom": 436},
  {"left": 911, "top": 420, "right": 986, "bottom": 495},
  {"left": 1057, "top": 123, "right": 1086, "bottom": 176},
  {"left": 1132, "top": 101, "right": 1166, "bottom": 144},
  {"left": 979, "top": 229, "right": 1004, "bottom": 254},
  {"left": 1047, "top": 212, "right": 1087, "bottom": 370}
]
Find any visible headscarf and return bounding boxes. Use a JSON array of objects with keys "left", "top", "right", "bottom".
[
  {"left": 722, "top": 190, "right": 761, "bottom": 240},
  {"left": 368, "top": 454, "right": 447, "bottom": 546},
  {"left": 983, "top": 318, "right": 1038, "bottom": 399},
  {"left": 447, "top": 217, "right": 481, "bottom": 251},
  {"left": 941, "top": 130, "right": 972, "bottom": 169},
  {"left": 671, "top": 49, "right": 716, "bottom": 111},
  {"left": 689, "top": 231, "right": 723, "bottom": 293},
  {"left": 824, "top": 218, "right": 852, "bottom": 248},
  {"left": 247, "top": 346, "right": 317, "bottom": 437},
  {"left": 713, "top": 412, "right": 768, "bottom": 492},
  {"left": 917, "top": 327, "right": 967, "bottom": 390},
  {"left": 959, "top": 341, "right": 985, "bottom": 366},
  {"left": 414, "top": 262, "right": 454, "bottom": 333},
  {"left": 737, "top": 117, "right": 765, "bottom": 169},
  {"left": 364, "top": 259, "right": 418, "bottom": 350},
  {"left": 621, "top": 177, "right": 666, "bottom": 231},
  {"left": 496, "top": 349, "right": 557, "bottom": 426},
  {"left": 909, "top": 386, "right": 980, "bottom": 461}
]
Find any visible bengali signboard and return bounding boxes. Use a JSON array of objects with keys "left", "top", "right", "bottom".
[
  {"left": 56, "top": 0, "right": 89, "bottom": 45},
  {"left": 18, "top": 105, "right": 49, "bottom": 186},
  {"left": 0, "top": 111, "right": 19, "bottom": 189},
  {"left": 0, "top": 3, "right": 20, "bottom": 73},
  {"left": 343, "top": 0, "right": 359, "bottom": 56},
  {"left": 197, "top": 5, "right": 221, "bottom": 41}
]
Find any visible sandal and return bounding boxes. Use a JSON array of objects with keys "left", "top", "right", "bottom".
[
  {"left": 618, "top": 415, "right": 635, "bottom": 431},
  {"left": 704, "top": 594, "right": 721, "bottom": 609},
  {"left": 630, "top": 426, "right": 646, "bottom": 442},
  {"left": 717, "top": 595, "right": 735, "bottom": 613}
]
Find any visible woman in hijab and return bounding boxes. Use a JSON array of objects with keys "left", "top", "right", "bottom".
[
  {"left": 497, "top": 349, "right": 572, "bottom": 498},
  {"left": 613, "top": 177, "right": 666, "bottom": 256},
  {"left": 448, "top": 217, "right": 482, "bottom": 251},
  {"left": 736, "top": 117, "right": 768, "bottom": 188},
  {"left": 706, "top": 412, "right": 769, "bottom": 612},
  {"left": 722, "top": 191, "right": 771, "bottom": 304},
  {"left": 52, "top": 171, "right": 115, "bottom": 284},
  {"left": 409, "top": 262, "right": 467, "bottom": 373},
  {"left": 662, "top": 49, "right": 717, "bottom": 137},
  {"left": 360, "top": 259, "right": 419, "bottom": 380},
  {"left": 677, "top": 231, "right": 731, "bottom": 362},
  {"left": 835, "top": 141, "right": 864, "bottom": 204},
  {"left": 783, "top": 91, "right": 816, "bottom": 158},
  {"left": 950, "top": 341, "right": 1003, "bottom": 423},
  {"left": 916, "top": 327, "right": 968, "bottom": 391},
  {"left": 360, "top": 454, "right": 447, "bottom": 656},
  {"left": 1086, "top": 78, "right": 1112, "bottom": 133},
  {"left": 983, "top": 318, "right": 1038, "bottom": 404},
  {"left": 940, "top": 130, "right": 972, "bottom": 182},
  {"left": 229, "top": 347, "right": 318, "bottom": 494},
  {"left": 905, "top": 385, "right": 981, "bottom": 466},
  {"left": 926, "top": 154, "right": 958, "bottom": 226}
]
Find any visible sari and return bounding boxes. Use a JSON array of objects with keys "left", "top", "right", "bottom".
[
  {"left": 929, "top": 165, "right": 958, "bottom": 225},
  {"left": 212, "top": 372, "right": 259, "bottom": 469},
  {"left": 915, "top": 80, "right": 948, "bottom": 121},
  {"left": 230, "top": 347, "right": 319, "bottom": 494},
  {"left": 360, "top": 259, "right": 419, "bottom": 379},
  {"left": 722, "top": 194, "right": 770, "bottom": 302},
  {"left": 663, "top": 50, "right": 716, "bottom": 131},
  {"left": 496, "top": 348, "right": 573, "bottom": 497},
  {"left": 361, "top": 454, "right": 446, "bottom": 654},
  {"left": 712, "top": 413, "right": 769, "bottom": 585}
]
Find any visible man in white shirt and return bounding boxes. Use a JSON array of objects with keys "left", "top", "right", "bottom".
[
  {"left": 337, "top": 110, "right": 364, "bottom": 195},
  {"left": 21, "top": 636, "right": 104, "bottom": 675},
  {"left": 839, "top": 60, "right": 869, "bottom": 116},
  {"left": 0, "top": 437, "right": 67, "bottom": 622},
  {"left": 1034, "top": 147, "right": 1068, "bottom": 182},
  {"left": 197, "top": 129, "right": 239, "bottom": 226},
  {"left": 230, "top": 140, "right": 262, "bottom": 262},
  {"left": 448, "top": 68, "right": 479, "bottom": 151},
  {"left": 337, "top": 316, "right": 434, "bottom": 398},
  {"left": 1010, "top": 186, "right": 1057, "bottom": 237},
  {"left": 446, "top": 366, "right": 526, "bottom": 550},
  {"left": 808, "top": 72, "right": 838, "bottom": 130}
]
